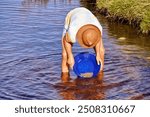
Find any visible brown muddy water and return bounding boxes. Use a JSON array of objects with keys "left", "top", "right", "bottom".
[{"left": 0, "top": 0, "right": 150, "bottom": 100}]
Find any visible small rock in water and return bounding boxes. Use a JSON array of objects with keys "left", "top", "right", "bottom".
[
  {"left": 146, "top": 57, "right": 150, "bottom": 61},
  {"left": 118, "top": 37, "right": 126, "bottom": 40}
]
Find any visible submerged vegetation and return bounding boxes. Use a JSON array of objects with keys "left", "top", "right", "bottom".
[{"left": 97, "top": 0, "right": 150, "bottom": 34}]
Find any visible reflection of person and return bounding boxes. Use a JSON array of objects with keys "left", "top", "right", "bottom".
[
  {"left": 61, "top": 71, "right": 104, "bottom": 82},
  {"left": 60, "top": 72, "right": 105, "bottom": 99},
  {"left": 61, "top": 7, "right": 105, "bottom": 73}
]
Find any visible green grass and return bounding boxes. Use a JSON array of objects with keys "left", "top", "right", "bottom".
[{"left": 97, "top": 0, "right": 150, "bottom": 34}]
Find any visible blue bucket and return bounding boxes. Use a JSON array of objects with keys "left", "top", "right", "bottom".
[{"left": 73, "top": 52, "right": 100, "bottom": 78}]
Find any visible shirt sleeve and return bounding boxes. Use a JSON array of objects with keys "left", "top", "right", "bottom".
[
  {"left": 62, "top": 10, "right": 72, "bottom": 39},
  {"left": 64, "top": 11, "right": 72, "bottom": 31},
  {"left": 62, "top": 16, "right": 69, "bottom": 38}
]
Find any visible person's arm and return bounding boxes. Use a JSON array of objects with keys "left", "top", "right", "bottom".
[
  {"left": 64, "top": 33, "right": 74, "bottom": 70},
  {"left": 94, "top": 37, "right": 105, "bottom": 72},
  {"left": 61, "top": 32, "right": 74, "bottom": 73},
  {"left": 62, "top": 10, "right": 74, "bottom": 72},
  {"left": 61, "top": 35, "right": 69, "bottom": 73}
]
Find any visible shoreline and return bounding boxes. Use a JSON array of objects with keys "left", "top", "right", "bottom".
[{"left": 96, "top": 0, "right": 150, "bottom": 35}]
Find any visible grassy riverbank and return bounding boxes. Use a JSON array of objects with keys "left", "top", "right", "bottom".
[{"left": 97, "top": 0, "right": 150, "bottom": 34}]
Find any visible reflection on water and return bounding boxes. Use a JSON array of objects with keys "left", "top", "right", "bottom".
[
  {"left": 21, "top": 0, "right": 72, "bottom": 8},
  {"left": 107, "top": 22, "right": 150, "bottom": 48},
  {"left": 55, "top": 72, "right": 105, "bottom": 100},
  {"left": 105, "top": 22, "right": 150, "bottom": 63},
  {"left": 80, "top": 0, "right": 96, "bottom": 11},
  {"left": 0, "top": 0, "right": 150, "bottom": 100},
  {"left": 22, "top": 0, "right": 49, "bottom": 7}
]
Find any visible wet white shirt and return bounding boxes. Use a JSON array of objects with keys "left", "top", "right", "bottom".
[{"left": 62, "top": 7, "right": 102, "bottom": 43}]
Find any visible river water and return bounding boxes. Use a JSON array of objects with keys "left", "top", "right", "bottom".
[{"left": 0, "top": 0, "right": 150, "bottom": 100}]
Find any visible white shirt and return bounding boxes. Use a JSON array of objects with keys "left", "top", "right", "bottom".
[{"left": 62, "top": 7, "right": 102, "bottom": 43}]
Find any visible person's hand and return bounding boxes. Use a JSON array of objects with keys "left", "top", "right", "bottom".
[
  {"left": 96, "top": 55, "right": 104, "bottom": 71},
  {"left": 67, "top": 54, "right": 75, "bottom": 70}
]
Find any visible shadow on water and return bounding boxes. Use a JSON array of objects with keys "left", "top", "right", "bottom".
[
  {"left": 54, "top": 72, "right": 105, "bottom": 100},
  {"left": 80, "top": 0, "right": 96, "bottom": 11},
  {"left": 54, "top": 70, "right": 136, "bottom": 100},
  {"left": 106, "top": 22, "right": 150, "bottom": 47},
  {"left": 54, "top": 72, "right": 134, "bottom": 100}
]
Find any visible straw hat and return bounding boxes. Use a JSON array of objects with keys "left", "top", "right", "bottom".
[{"left": 76, "top": 24, "right": 101, "bottom": 48}]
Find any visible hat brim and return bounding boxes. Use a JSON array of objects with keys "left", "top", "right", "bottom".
[{"left": 76, "top": 24, "right": 101, "bottom": 48}]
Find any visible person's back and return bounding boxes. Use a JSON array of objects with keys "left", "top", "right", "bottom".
[{"left": 63, "top": 7, "right": 102, "bottom": 44}]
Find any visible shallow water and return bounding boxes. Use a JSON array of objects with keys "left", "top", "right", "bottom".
[{"left": 0, "top": 0, "right": 150, "bottom": 100}]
